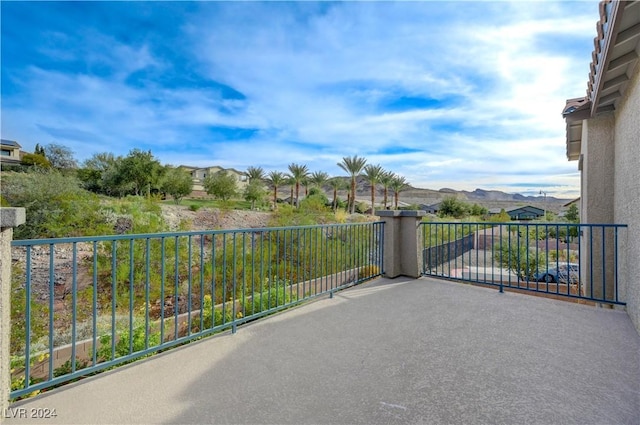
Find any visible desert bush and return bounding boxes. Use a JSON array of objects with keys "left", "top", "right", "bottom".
[
  {"left": 358, "top": 265, "right": 380, "bottom": 279},
  {"left": 1, "top": 170, "right": 112, "bottom": 239}
]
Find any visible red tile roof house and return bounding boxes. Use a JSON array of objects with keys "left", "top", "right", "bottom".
[{"left": 562, "top": 0, "right": 640, "bottom": 334}]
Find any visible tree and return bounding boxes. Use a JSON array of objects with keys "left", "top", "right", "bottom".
[
  {"left": 379, "top": 171, "right": 394, "bottom": 209},
  {"left": 287, "top": 163, "right": 309, "bottom": 209},
  {"left": 492, "top": 209, "right": 512, "bottom": 222},
  {"left": 267, "top": 170, "right": 286, "bottom": 210},
  {"left": 565, "top": 204, "right": 579, "bottom": 223},
  {"left": 327, "top": 178, "right": 345, "bottom": 211},
  {"left": 363, "top": 164, "right": 383, "bottom": 215},
  {"left": 161, "top": 167, "right": 193, "bottom": 204},
  {"left": 119, "top": 149, "right": 162, "bottom": 196},
  {"left": 34, "top": 143, "right": 46, "bottom": 157},
  {"left": 337, "top": 155, "right": 367, "bottom": 214},
  {"left": 309, "top": 171, "right": 329, "bottom": 190},
  {"left": 327, "top": 177, "right": 347, "bottom": 211},
  {"left": 21, "top": 153, "right": 51, "bottom": 168},
  {"left": 245, "top": 166, "right": 265, "bottom": 183},
  {"left": 495, "top": 237, "right": 541, "bottom": 281},
  {"left": 438, "top": 197, "right": 470, "bottom": 219},
  {"left": 390, "top": 175, "right": 408, "bottom": 209},
  {"left": 470, "top": 203, "right": 488, "bottom": 217},
  {"left": 44, "top": 143, "right": 78, "bottom": 170},
  {"left": 244, "top": 180, "right": 266, "bottom": 210},
  {"left": 203, "top": 170, "right": 237, "bottom": 202},
  {"left": 78, "top": 152, "right": 119, "bottom": 194}
]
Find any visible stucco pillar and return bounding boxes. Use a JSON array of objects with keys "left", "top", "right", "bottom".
[
  {"left": 376, "top": 210, "right": 425, "bottom": 278},
  {"left": 0, "top": 208, "right": 25, "bottom": 415},
  {"left": 581, "top": 115, "right": 615, "bottom": 301}
]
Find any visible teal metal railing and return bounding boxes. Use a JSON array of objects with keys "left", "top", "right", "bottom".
[
  {"left": 421, "top": 222, "right": 627, "bottom": 305},
  {"left": 9, "top": 222, "right": 384, "bottom": 399}
]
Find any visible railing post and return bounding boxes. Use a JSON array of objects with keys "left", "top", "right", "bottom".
[
  {"left": 376, "top": 210, "right": 425, "bottom": 278},
  {"left": 0, "top": 208, "right": 25, "bottom": 414}
]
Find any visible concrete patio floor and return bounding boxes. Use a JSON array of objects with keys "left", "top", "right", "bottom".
[{"left": 5, "top": 277, "right": 640, "bottom": 425}]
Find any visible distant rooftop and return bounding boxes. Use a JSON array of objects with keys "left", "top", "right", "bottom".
[{"left": 0, "top": 139, "right": 21, "bottom": 148}]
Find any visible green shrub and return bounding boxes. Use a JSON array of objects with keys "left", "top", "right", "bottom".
[
  {"left": 0, "top": 170, "right": 112, "bottom": 239},
  {"left": 242, "top": 280, "right": 294, "bottom": 317},
  {"left": 95, "top": 325, "right": 161, "bottom": 361}
]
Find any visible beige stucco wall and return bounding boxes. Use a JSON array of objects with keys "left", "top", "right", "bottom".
[
  {"left": 580, "top": 115, "right": 616, "bottom": 300},
  {"left": 613, "top": 66, "right": 640, "bottom": 332}
]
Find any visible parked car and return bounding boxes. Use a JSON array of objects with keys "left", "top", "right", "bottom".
[{"left": 535, "top": 263, "right": 580, "bottom": 284}]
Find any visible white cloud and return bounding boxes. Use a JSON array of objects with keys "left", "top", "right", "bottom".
[{"left": 1, "top": 1, "right": 598, "bottom": 198}]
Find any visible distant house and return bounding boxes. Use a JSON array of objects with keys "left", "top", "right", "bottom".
[
  {"left": 180, "top": 165, "right": 249, "bottom": 195},
  {"left": 488, "top": 205, "right": 545, "bottom": 220},
  {"left": 419, "top": 203, "right": 441, "bottom": 214},
  {"left": 0, "top": 139, "right": 22, "bottom": 164}
]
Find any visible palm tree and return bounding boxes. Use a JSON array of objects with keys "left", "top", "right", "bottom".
[
  {"left": 379, "top": 171, "right": 394, "bottom": 210},
  {"left": 287, "top": 163, "right": 309, "bottom": 208},
  {"left": 266, "top": 170, "right": 286, "bottom": 210},
  {"left": 245, "top": 166, "right": 265, "bottom": 183},
  {"left": 337, "top": 155, "right": 367, "bottom": 214},
  {"left": 309, "top": 171, "right": 329, "bottom": 191},
  {"left": 390, "top": 175, "right": 408, "bottom": 210},
  {"left": 363, "top": 164, "right": 384, "bottom": 215},
  {"left": 327, "top": 177, "right": 346, "bottom": 211}
]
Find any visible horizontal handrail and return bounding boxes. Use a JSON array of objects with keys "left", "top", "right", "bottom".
[
  {"left": 9, "top": 222, "right": 384, "bottom": 399},
  {"left": 420, "top": 222, "right": 627, "bottom": 305}
]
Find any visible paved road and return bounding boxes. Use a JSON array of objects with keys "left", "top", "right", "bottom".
[{"left": 5, "top": 277, "right": 640, "bottom": 424}]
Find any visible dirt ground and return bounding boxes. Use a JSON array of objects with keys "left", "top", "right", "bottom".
[{"left": 160, "top": 205, "right": 273, "bottom": 231}]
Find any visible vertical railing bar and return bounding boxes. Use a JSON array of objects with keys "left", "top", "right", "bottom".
[
  {"left": 525, "top": 223, "right": 529, "bottom": 288},
  {"left": 232, "top": 232, "right": 237, "bottom": 332},
  {"left": 242, "top": 232, "right": 246, "bottom": 318},
  {"left": 71, "top": 242, "right": 78, "bottom": 372},
  {"left": 577, "top": 225, "right": 582, "bottom": 298},
  {"left": 323, "top": 226, "right": 327, "bottom": 292},
  {"left": 298, "top": 227, "right": 304, "bottom": 300},
  {"left": 48, "top": 244, "right": 55, "bottom": 380},
  {"left": 614, "top": 226, "right": 619, "bottom": 303},
  {"left": 128, "top": 239, "right": 134, "bottom": 355},
  {"left": 499, "top": 224, "right": 504, "bottom": 291},
  {"left": 173, "top": 236, "right": 180, "bottom": 341},
  {"left": 601, "top": 226, "right": 606, "bottom": 302},
  {"left": 554, "top": 223, "right": 560, "bottom": 295},
  {"left": 475, "top": 224, "right": 479, "bottom": 283},
  {"left": 92, "top": 241, "right": 98, "bottom": 366},
  {"left": 222, "top": 233, "right": 227, "bottom": 325},
  {"left": 145, "top": 238, "right": 150, "bottom": 350},
  {"left": 258, "top": 231, "right": 264, "bottom": 311},
  {"left": 199, "top": 234, "right": 205, "bottom": 334},
  {"left": 267, "top": 230, "right": 272, "bottom": 310},
  {"left": 24, "top": 246, "right": 32, "bottom": 389},
  {"left": 589, "top": 227, "right": 594, "bottom": 300},
  {"left": 160, "top": 237, "right": 165, "bottom": 345},
  {"left": 493, "top": 224, "right": 497, "bottom": 289},
  {"left": 211, "top": 234, "right": 217, "bottom": 330},
  {"left": 187, "top": 235, "right": 193, "bottom": 336},
  {"left": 290, "top": 229, "right": 295, "bottom": 303},
  {"left": 531, "top": 223, "right": 540, "bottom": 292},
  {"left": 275, "top": 230, "right": 280, "bottom": 308},
  {"left": 111, "top": 240, "right": 117, "bottom": 361},
  {"left": 312, "top": 227, "right": 317, "bottom": 293},
  {"left": 250, "top": 231, "right": 255, "bottom": 317}
]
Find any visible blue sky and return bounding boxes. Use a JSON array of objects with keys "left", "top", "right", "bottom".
[{"left": 1, "top": 1, "right": 599, "bottom": 197}]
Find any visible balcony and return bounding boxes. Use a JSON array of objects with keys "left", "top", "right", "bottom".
[
  {"left": 4, "top": 276, "right": 639, "bottom": 424},
  {"left": 2, "top": 211, "right": 639, "bottom": 423}
]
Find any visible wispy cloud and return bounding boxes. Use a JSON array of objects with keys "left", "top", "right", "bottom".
[{"left": 1, "top": 1, "right": 598, "bottom": 198}]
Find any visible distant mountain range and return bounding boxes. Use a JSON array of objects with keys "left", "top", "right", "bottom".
[
  {"left": 436, "top": 188, "right": 566, "bottom": 203},
  {"left": 340, "top": 177, "right": 572, "bottom": 212}
]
